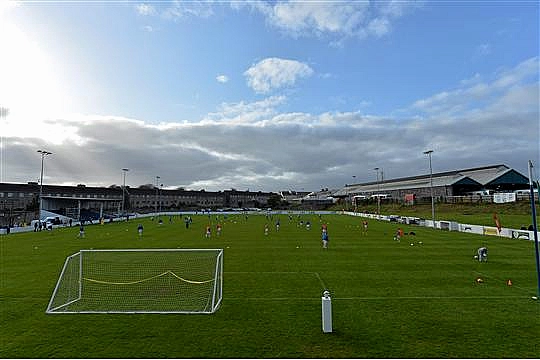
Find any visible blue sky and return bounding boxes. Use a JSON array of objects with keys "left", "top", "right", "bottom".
[{"left": 0, "top": 1, "right": 538, "bottom": 191}]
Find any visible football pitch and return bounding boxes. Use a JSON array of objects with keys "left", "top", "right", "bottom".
[{"left": 1, "top": 213, "right": 539, "bottom": 358}]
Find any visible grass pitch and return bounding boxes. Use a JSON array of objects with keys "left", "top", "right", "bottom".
[{"left": 1, "top": 213, "right": 539, "bottom": 358}]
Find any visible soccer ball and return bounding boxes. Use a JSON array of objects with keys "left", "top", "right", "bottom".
[
  {"left": 476, "top": 277, "right": 484, "bottom": 283},
  {"left": 474, "top": 255, "right": 478, "bottom": 259}
]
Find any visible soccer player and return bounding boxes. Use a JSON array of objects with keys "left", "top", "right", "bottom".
[
  {"left": 137, "top": 223, "right": 143, "bottom": 238},
  {"left": 322, "top": 231, "right": 329, "bottom": 249},
  {"left": 77, "top": 223, "right": 85, "bottom": 238},
  {"left": 394, "top": 228, "right": 403, "bottom": 242},
  {"left": 205, "top": 225, "right": 211, "bottom": 238},
  {"left": 477, "top": 247, "right": 488, "bottom": 262},
  {"left": 275, "top": 219, "right": 280, "bottom": 231},
  {"left": 264, "top": 223, "right": 269, "bottom": 236},
  {"left": 362, "top": 220, "right": 368, "bottom": 235},
  {"left": 216, "top": 223, "right": 222, "bottom": 236}
]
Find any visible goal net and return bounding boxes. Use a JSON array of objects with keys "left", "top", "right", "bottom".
[{"left": 46, "top": 249, "right": 223, "bottom": 314}]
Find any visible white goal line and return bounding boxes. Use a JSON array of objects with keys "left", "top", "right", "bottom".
[{"left": 225, "top": 271, "right": 327, "bottom": 289}]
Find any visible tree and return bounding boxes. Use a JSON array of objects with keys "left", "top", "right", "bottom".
[
  {"left": 25, "top": 196, "right": 39, "bottom": 211},
  {"left": 267, "top": 194, "right": 283, "bottom": 209},
  {"left": 138, "top": 184, "right": 155, "bottom": 190}
]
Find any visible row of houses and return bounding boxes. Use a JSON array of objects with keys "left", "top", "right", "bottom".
[{"left": 0, "top": 182, "right": 275, "bottom": 225}]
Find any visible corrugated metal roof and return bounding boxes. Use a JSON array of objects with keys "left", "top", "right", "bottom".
[{"left": 335, "top": 164, "right": 513, "bottom": 196}]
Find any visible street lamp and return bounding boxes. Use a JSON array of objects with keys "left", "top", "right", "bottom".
[
  {"left": 121, "top": 168, "right": 129, "bottom": 220},
  {"left": 373, "top": 167, "right": 380, "bottom": 216},
  {"left": 159, "top": 183, "right": 163, "bottom": 215},
  {"left": 37, "top": 150, "right": 52, "bottom": 221},
  {"left": 352, "top": 175, "right": 357, "bottom": 212},
  {"left": 424, "top": 150, "right": 435, "bottom": 228},
  {"left": 155, "top": 176, "right": 160, "bottom": 218}
]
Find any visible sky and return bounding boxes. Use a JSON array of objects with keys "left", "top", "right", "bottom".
[{"left": 0, "top": 0, "right": 538, "bottom": 192}]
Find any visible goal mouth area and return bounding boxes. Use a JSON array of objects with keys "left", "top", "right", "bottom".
[{"left": 46, "top": 249, "right": 223, "bottom": 314}]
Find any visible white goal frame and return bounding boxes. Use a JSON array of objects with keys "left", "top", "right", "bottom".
[{"left": 46, "top": 249, "right": 223, "bottom": 314}]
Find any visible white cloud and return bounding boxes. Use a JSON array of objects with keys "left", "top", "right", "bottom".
[
  {"left": 135, "top": 3, "right": 156, "bottom": 16},
  {"left": 232, "top": 0, "right": 420, "bottom": 41},
  {"left": 366, "top": 17, "right": 391, "bottom": 37},
  {"left": 244, "top": 58, "right": 314, "bottom": 93},
  {"left": 216, "top": 75, "right": 229, "bottom": 83},
  {"left": 162, "top": 1, "right": 214, "bottom": 20},
  {"left": 138, "top": 1, "right": 417, "bottom": 43},
  {"left": 474, "top": 43, "right": 491, "bottom": 58},
  {"left": 269, "top": 1, "right": 368, "bottom": 36},
  {"left": 205, "top": 95, "right": 287, "bottom": 124},
  {"left": 412, "top": 57, "right": 539, "bottom": 115}
]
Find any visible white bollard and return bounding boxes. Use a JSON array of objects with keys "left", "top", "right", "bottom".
[{"left": 321, "top": 290, "right": 332, "bottom": 333}]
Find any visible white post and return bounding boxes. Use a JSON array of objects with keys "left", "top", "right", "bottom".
[{"left": 321, "top": 290, "right": 332, "bottom": 333}]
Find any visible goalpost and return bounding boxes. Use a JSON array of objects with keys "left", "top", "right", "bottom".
[{"left": 46, "top": 249, "right": 223, "bottom": 314}]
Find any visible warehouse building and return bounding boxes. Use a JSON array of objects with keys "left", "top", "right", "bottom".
[{"left": 334, "top": 164, "right": 530, "bottom": 203}]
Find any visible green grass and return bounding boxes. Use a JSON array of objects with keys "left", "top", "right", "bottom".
[
  {"left": 1, "top": 213, "right": 539, "bottom": 358},
  {"left": 352, "top": 201, "right": 539, "bottom": 229}
]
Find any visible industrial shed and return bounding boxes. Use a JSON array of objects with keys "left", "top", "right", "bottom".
[{"left": 335, "top": 164, "right": 529, "bottom": 202}]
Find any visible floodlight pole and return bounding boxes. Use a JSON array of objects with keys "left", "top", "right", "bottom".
[
  {"left": 527, "top": 160, "right": 540, "bottom": 299},
  {"left": 37, "top": 150, "right": 52, "bottom": 221},
  {"left": 159, "top": 183, "right": 163, "bottom": 215},
  {"left": 424, "top": 150, "right": 435, "bottom": 228},
  {"left": 121, "top": 168, "right": 129, "bottom": 220},
  {"left": 155, "top": 176, "right": 160, "bottom": 218},
  {"left": 373, "top": 167, "right": 380, "bottom": 216},
  {"left": 352, "top": 175, "right": 357, "bottom": 213}
]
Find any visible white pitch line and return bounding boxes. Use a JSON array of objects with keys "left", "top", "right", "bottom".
[
  {"left": 333, "top": 296, "right": 526, "bottom": 300},
  {"left": 224, "top": 296, "right": 526, "bottom": 301},
  {"left": 226, "top": 298, "right": 320, "bottom": 301},
  {"left": 225, "top": 271, "right": 327, "bottom": 289},
  {"left": 226, "top": 271, "right": 315, "bottom": 274}
]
